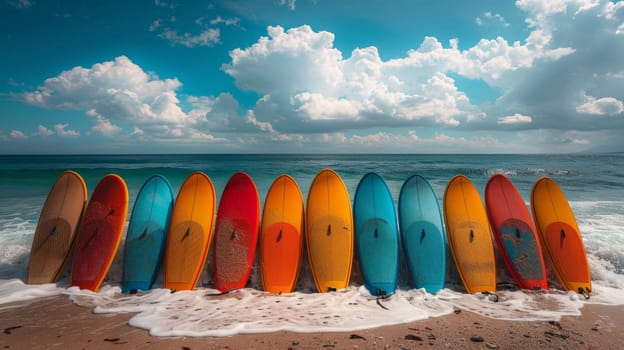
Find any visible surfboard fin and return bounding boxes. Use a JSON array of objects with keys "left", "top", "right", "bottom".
[
  {"left": 375, "top": 289, "right": 390, "bottom": 310},
  {"left": 374, "top": 228, "right": 378, "bottom": 239},
  {"left": 579, "top": 287, "right": 591, "bottom": 299},
  {"left": 85, "top": 227, "right": 99, "bottom": 247},
  {"left": 276, "top": 229, "right": 283, "bottom": 242},
  {"left": 181, "top": 227, "right": 191, "bottom": 242},
  {"left": 560, "top": 229, "right": 566, "bottom": 248},
  {"left": 420, "top": 228, "right": 426, "bottom": 244},
  {"left": 35, "top": 225, "right": 59, "bottom": 252},
  {"left": 326, "top": 224, "right": 332, "bottom": 236},
  {"left": 469, "top": 229, "right": 474, "bottom": 243},
  {"left": 138, "top": 228, "right": 148, "bottom": 240}
]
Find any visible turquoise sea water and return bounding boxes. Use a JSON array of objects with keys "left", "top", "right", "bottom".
[{"left": 0, "top": 154, "right": 623, "bottom": 336}]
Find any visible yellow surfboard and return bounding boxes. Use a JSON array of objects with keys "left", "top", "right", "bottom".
[
  {"left": 164, "top": 172, "right": 216, "bottom": 291},
  {"left": 306, "top": 169, "right": 354, "bottom": 293},
  {"left": 259, "top": 174, "right": 304, "bottom": 294},
  {"left": 443, "top": 175, "right": 496, "bottom": 294},
  {"left": 531, "top": 177, "right": 591, "bottom": 297}
]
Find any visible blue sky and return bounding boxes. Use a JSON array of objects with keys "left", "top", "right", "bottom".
[{"left": 1, "top": 0, "right": 623, "bottom": 153}]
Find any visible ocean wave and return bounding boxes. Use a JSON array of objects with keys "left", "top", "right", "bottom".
[{"left": 485, "top": 168, "right": 571, "bottom": 177}]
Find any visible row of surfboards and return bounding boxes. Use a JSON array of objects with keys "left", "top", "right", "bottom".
[{"left": 26, "top": 169, "right": 592, "bottom": 298}]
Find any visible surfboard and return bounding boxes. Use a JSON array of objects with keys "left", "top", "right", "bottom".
[
  {"left": 70, "top": 174, "right": 128, "bottom": 292},
  {"left": 398, "top": 175, "right": 446, "bottom": 293},
  {"left": 306, "top": 168, "right": 354, "bottom": 293},
  {"left": 213, "top": 172, "right": 260, "bottom": 292},
  {"left": 353, "top": 172, "right": 399, "bottom": 297},
  {"left": 531, "top": 177, "right": 591, "bottom": 297},
  {"left": 122, "top": 175, "right": 174, "bottom": 293},
  {"left": 485, "top": 174, "right": 547, "bottom": 290},
  {"left": 259, "top": 174, "right": 304, "bottom": 294},
  {"left": 164, "top": 171, "right": 216, "bottom": 291},
  {"left": 443, "top": 175, "right": 496, "bottom": 294},
  {"left": 27, "top": 171, "right": 87, "bottom": 284}
]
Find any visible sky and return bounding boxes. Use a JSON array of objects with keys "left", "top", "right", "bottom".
[{"left": 1, "top": 0, "right": 623, "bottom": 154}]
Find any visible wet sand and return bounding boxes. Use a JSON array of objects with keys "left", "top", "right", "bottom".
[{"left": 1, "top": 296, "right": 622, "bottom": 349}]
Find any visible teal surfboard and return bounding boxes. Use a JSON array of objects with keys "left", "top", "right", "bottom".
[
  {"left": 122, "top": 175, "right": 174, "bottom": 293},
  {"left": 353, "top": 172, "right": 399, "bottom": 296},
  {"left": 398, "top": 175, "right": 446, "bottom": 293}
]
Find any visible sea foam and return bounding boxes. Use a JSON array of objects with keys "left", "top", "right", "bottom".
[{"left": 1, "top": 278, "right": 622, "bottom": 337}]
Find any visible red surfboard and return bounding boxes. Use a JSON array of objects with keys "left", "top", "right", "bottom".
[
  {"left": 213, "top": 172, "right": 260, "bottom": 292},
  {"left": 71, "top": 174, "right": 128, "bottom": 292},
  {"left": 485, "top": 174, "right": 547, "bottom": 290}
]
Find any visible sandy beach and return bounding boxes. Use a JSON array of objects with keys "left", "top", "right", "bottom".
[{"left": 1, "top": 295, "right": 622, "bottom": 350}]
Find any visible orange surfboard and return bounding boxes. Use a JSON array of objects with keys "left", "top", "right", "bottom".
[
  {"left": 443, "top": 175, "right": 496, "bottom": 294},
  {"left": 70, "top": 174, "right": 128, "bottom": 292},
  {"left": 531, "top": 177, "right": 591, "bottom": 297},
  {"left": 28, "top": 171, "right": 87, "bottom": 284},
  {"left": 259, "top": 174, "right": 304, "bottom": 294},
  {"left": 164, "top": 172, "right": 216, "bottom": 291},
  {"left": 306, "top": 169, "right": 354, "bottom": 293}
]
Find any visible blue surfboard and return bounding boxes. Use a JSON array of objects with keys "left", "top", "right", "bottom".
[
  {"left": 398, "top": 175, "right": 446, "bottom": 293},
  {"left": 122, "top": 175, "right": 174, "bottom": 293},
  {"left": 353, "top": 172, "right": 399, "bottom": 296}
]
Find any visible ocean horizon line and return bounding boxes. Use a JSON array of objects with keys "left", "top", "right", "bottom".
[{"left": 2, "top": 151, "right": 621, "bottom": 157}]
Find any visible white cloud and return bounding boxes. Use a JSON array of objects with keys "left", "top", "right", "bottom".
[
  {"left": 7, "top": 0, "right": 32, "bottom": 9},
  {"left": 24, "top": 56, "right": 187, "bottom": 131},
  {"left": 224, "top": 25, "right": 343, "bottom": 94},
  {"left": 154, "top": 0, "right": 170, "bottom": 8},
  {"left": 224, "top": 26, "right": 485, "bottom": 132},
  {"left": 278, "top": 0, "right": 296, "bottom": 11},
  {"left": 602, "top": 1, "right": 624, "bottom": 18},
  {"left": 244, "top": 110, "right": 303, "bottom": 141},
  {"left": 189, "top": 131, "right": 226, "bottom": 142},
  {"left": 36, "top": 125, "right": 54, "bottom": 136},
  {"left": 310, "top": 130, "right": 502, "bottom": 152},
  {"left": 489, "top": 0, "right": 624, "bottom": 133},
  {"left": 54, "top": 123, "right": 80, "bottom": 137},
  {"left": 497, "top": 113, "right": 533, "bottom": 124},
  {"left": 22, "top": 56, "right": 237, "bottom": 144},
  {"left": 149, "top": 19, "right": 162, "bottom": 32},
  {"left": 92, "top": 115, "right": 121, "bottom": 136},
  {"left": 476, "top": 11, "right": 511, "bottom": 27},
  {"left": 516, "top": 0, "right": 600, "bottom": 17},
  {"left": 218, "top": 9, "right": 622, "bottom": 149},
  {"left": 10, "top": 130, "right": 27, "bottom": 139},
  {"left": 293, "top": 93, "right": 361, "bottom": 121},
  {"left": 245, "top": 110, "right": 276, "bottom": 132},
  {"left": 159, "top": 28, "right": 220, "bottom": 48},
  {"left": 576, "top": 93, "right": 624, "bottom": 115},
  {"left": 387, "top": 33, "right": 573, "bottom": 87},
  {"left": 209, "top": 16, "right": 240, "bottom": 26}
]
